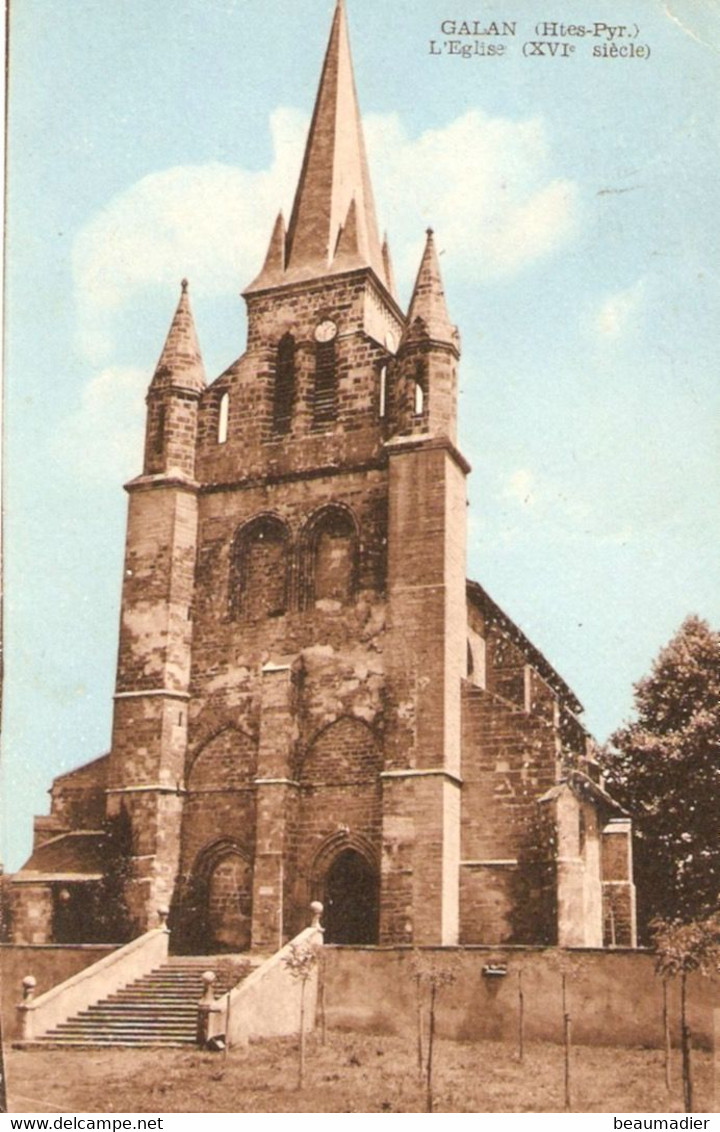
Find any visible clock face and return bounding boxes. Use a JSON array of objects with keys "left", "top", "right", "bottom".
[{"left": 314, "top": 318, "right": 338, "bottom": 343}]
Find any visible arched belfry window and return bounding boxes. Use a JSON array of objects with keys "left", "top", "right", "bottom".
[
  {"left": 217, "top": 392, "right": 229, "bottom": 444},
  {"left": 313, "top": 340, "right": 337, "bottom": 426},
  {"left": 229, "top": 514, "right": 290, "bottom": 621},
  {"left": 301, "top": 505, "right": 358, "bottom": 607},
  {"left": 273, "top": 333, "right": 295, "bottom": 435}
]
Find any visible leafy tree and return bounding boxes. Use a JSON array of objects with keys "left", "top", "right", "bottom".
[{"left": 604, "top": 616, "right": 720, "bottom": 937}]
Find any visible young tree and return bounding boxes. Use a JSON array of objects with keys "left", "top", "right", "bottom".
[
  {"left": 283, "top": 941, "right": 319, "bottom": 1089},
  {"left": 653, "top": 916, "right": 720, "bottom": 1113},
  {"left": 410, "top": 954, "right": 457, "bottom": 1112},
  {"left": 603, "top": 616, "right": 720, "bottom": 937}
]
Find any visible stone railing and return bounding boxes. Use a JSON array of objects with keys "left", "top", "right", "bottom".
[
  {"left": 198, "top": 902, "right": 324, "bottom": 1049},
  {"left": 16, "top": 909, "right": 170, "bottom": 1042}
]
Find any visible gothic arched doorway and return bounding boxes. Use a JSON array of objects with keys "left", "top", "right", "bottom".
[
  {"left": 323, "top": 849, "right": 379, "bottom": 944},
  {"left": 181, "top": 843, "right": 253, "bottom": 954},
  {"left": 206, "top": 853, "right": 252, "bottom": 952}
]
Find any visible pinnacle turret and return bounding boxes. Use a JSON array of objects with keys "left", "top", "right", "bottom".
[
  {"left": 404, "top": 229, "right": 457, "bottom": 347},
  {"left": 151, "top": 279, "right": 206, "bottom": 393},
  {"left": 246, "top": 0, "right": 388, "bottom": 293},
  {"left": 381, "top": 234, "right": 396, "bottom": 299}
]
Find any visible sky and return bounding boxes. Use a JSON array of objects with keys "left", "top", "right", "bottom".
[{"left": 2, "top": 0, "right": 719, "bottom": 872}]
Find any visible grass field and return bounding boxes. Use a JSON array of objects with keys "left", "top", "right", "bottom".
[{"left": 5, "top": 1033, "right": 715, "bottom": 1113}]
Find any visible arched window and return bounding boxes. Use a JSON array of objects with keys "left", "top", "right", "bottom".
[
  {"left": 217, "top": 392, "right": 229, "bottom": 444},
  {"left": 303, "top": 506, "right": 357, "bottom": 606},
  {"left": 313, "top": 340, "right": 337, "bottom": 426},
  {"left": 229, "top": 515, "right": 290, "bottom": 621},
  {"left": 273, "top": 333, "right": 295, "bottom": 435},
  {"left": 378, "top": 365, "right": 387, "bottom": 419}
]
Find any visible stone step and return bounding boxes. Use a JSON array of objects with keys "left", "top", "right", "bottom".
[
  {"left": 59, "top": 1027, "right": 195, "bottom": 1036},
  {"left": 30, "top": 955, "right": 258, "bottom": 1048},
  {"left": 20, "top": 1039, "right": 196, "bottom": 1049},
  {"left": 52, "top": 1029, "right": 195, "bottom": 1038},
  {"left": 78, "top": 1010, "right": 197, "bottom": 1020}
]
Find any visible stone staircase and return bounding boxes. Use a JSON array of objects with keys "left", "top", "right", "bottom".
[{"left": 33, "top": 956, "right": 257, "bottom": 1047}]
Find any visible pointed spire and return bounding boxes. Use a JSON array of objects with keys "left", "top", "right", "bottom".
[
  {"left": 248, "top": 0, "right": 387, "bottom": 292},
  {"left": 404, "top": 229, "right": 456, "bottom": 345},
  {"left": 151, "top": 280, "right": 206, "bottom": 392}
]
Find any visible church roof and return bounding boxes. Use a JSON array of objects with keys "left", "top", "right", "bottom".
[
  {"left": 13, "top": 832, "right": 106, "bottom": 882},
  {"left": 51, "top": 752, "right": 109, "bottom": 788},
  {"left": 246, "top": 0, "right": 388, "bottom": 293},
  {"left": 539, "top": 771, "right": 629, "bottom": 816},
  {"left": 467, "top": 580, "right": 583, "bottom": 714},
  {"left": 151, "top": 279, "right": 206, "bottom": 393}
]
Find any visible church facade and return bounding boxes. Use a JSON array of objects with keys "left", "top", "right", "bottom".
[{"left": 10, "top": 2, "right": 636, "bottom": 953}]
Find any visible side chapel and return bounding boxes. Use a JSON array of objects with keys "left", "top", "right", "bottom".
[{"left": 10, "top": 1, "right": 636, "bottom": 953}]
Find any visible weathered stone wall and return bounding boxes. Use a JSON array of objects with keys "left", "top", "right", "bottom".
[
  {"left": 7, "top": 885, "right": 53, "bottom": 946},
  {"left": 144, "top": 389, "right": 199, "bottom": 480},
  {"left": 44, "top": 755, "right": 109, "bottom": 839},
  {"left": 383, "top": 440, "right": 467, "bottom": 946},
  {"left": 602, "top": 821, "right": 636, "bottom": 947},
  {"left": 111, "top": 484, "right": 197, "bottom": 701},
  {"left": 195, "top": 270, "right": 398, "bottom": 486},
  {"left": 183, "top": 400, "right": 390, "bottom": 946},
  {"left": 323, "top": 945, "right": 720, "bottom": 1049},
  {"left": 0, "top": 944, "right": 116, "bottom": 1040},
  {"left": 295, "top": 717, "right": 383, "bottom": 912},
  {"left": 459, "top": 675, "right": 559, "bottom": 945}
]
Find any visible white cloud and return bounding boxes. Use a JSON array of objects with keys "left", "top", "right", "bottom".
[
  {"left": 65, "top": 104, "right": 580, "bottom": 473},
  {"left": 72, "top": 108, "right": 308, "bottom": 362},
  {"left": 72, "top": 105, "right": 578, "bottom": 364},
  {"left": 593, "top": 280, "right": 645, "bottom": 338},
  {"left": 503, "top": 468, "right": 538, "bottom": 508},
  {"left": 57, "top": 366, "right": 147, "bottom": 483},
  {"left": 365, "top": 108, "right": 579, "bottom": 289},
  {"left": 499, "top": 465, "right": 628, "bottom": 547}
]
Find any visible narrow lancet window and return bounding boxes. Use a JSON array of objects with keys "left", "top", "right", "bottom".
[
  {"left": 414, "top": 379, "right": 424, "bottom": 417},
  {"left": 273, "top": 334, "right": 295, "bottom": 435},
  {"left": 379, "top": 365, "right": 387, "bottom": 419},
  {"left": 154, "top": 404, "right": 165, "bottom": 454},
  {"left": 218, "top": 392, "right": 229, "bottom": 444}
]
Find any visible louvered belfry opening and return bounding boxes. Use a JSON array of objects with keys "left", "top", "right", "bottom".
[
  {"left": 312, "top": 340, "right": 337, "bottom": 426},
  {"left": 273, "top": 333, "right": 295, "bottom": 435}
]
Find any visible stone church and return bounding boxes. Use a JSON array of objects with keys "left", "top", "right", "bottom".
[{"left": 10, "top": 1, "right": 636, "bottom": 953}]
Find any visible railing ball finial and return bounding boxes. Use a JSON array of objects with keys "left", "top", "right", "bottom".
[
  {"left": 310, "top": 900, "right": 324, "bottom": 929},
  {"left": 157, "top": 906, "right": 170, "bottom": 930},
  {"left": 22, "top": 975, "right": 37, "bottom": 1002}
]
